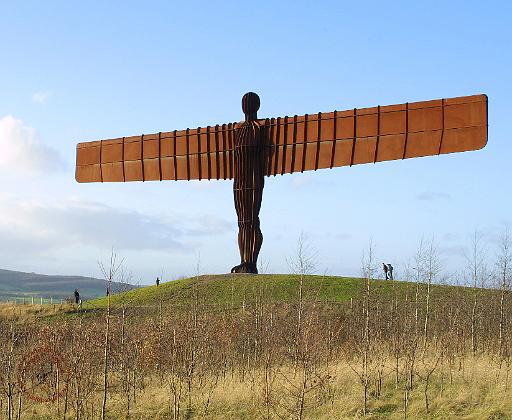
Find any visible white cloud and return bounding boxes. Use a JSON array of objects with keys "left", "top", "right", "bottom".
[
  {"left": 0, "top": 196, "right": 232, "bottom": 256},
  {"left": 0, "top": 115, "right": 64, "bottom": 175},
  {"left": 31, "top": 91, "right": 50, "bottom": 105}
]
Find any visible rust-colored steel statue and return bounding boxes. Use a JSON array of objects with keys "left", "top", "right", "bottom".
[
  {"left": 75, "top": 92, "right": 488, "bottom": 274},
  {"left": 232, "top": 93, "right": 264, "bottom": 273}
]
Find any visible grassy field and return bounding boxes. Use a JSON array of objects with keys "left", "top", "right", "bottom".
[
  {"left": 0, "top": 301, "right": 73, "bottom": 320},
  {"left": 1, "top": 273, "right": 511, "bottom": 419},
  {"left": 0, "top": 272, "right": 485, "bottom": 318},
  {"left": 5, "top": 274, "right": 383, "bottom": 320},
  {"left": 3, "top": 273, "right": 490, "bottom": 323},
  {"left": 88, "top": 274, "right": 368, "bottom": 308},
  {"left": 18, "top": 358, "right": 512, "bottom": 419},
  {"left": 85, "top": 273, "right": 473, "bottom": 311}
]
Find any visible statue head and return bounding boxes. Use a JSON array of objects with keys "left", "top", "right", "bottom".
[{"left": 242, "top": 92, "right": 260, "bottom": 122}]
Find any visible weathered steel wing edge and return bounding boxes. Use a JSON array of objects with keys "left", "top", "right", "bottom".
[{"left": 262, "top": 94, "right": 488, "bottom": 176}]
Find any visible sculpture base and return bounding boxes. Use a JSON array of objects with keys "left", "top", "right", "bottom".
[{"left": 230, "top": 262, "right": 258, "bottom": 274}]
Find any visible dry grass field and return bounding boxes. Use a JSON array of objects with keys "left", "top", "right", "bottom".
[{"left": 1, "top": 270, "right": 511, "bottom": 419}]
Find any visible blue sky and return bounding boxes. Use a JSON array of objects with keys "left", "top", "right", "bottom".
[{"left": 0, "top": 1, "right": 510, "bottom": 283}]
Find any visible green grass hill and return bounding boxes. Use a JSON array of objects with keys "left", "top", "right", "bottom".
[{"left": 85, "top": 273, "right": 479, "bottom": 311}]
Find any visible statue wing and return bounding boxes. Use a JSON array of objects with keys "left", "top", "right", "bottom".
[
  {"left": 76, "top": 94, "right": 487, "bottom": 183},
  {"left": 260, "top": 94, "right": 487, "bottom": 176},
  {"left": 76, "top": 123, "right": 238, "bottom": 182}
]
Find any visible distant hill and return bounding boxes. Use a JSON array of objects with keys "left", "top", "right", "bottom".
[{"left": 0, "top": 269, "right": 138, "bottom": 300}]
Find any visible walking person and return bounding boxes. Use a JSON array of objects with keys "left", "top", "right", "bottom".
[
  {"left": 387, "top": 263, "right": 394, "bottom": 280},
  {"left": 74, "top": 289, "right": 80, "bottom": 304},
  {"left": 156, "top": 277, "right": 160, "bottom": 286},
  {"left": 382, "top": 263, "right": 389, "bottom": 280}
]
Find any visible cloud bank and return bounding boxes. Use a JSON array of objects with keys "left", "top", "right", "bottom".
[
  {"left": 0, "top": 196, "right": 232, "bottom": 256},
  {"left": 0, "top": 115, "right": 64, "bottom": 175}
]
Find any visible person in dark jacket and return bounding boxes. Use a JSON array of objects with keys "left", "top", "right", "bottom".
[
  {"left": 382, "top": 263, "right": 389, "bottom": 280},
  {"left": 156, "top": 277, "right": 160, "bottom": 286},
  {"left": 387, "top": 263, "right": 394, "bottom": 280},
  {"left": 74, "top": 289, "right": 80, "bottom": 304}
]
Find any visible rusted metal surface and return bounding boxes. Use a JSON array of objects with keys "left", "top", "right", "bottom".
[
  {"left": 75, "top": 93, "right": 488, "bottom": 273},
  {"left": 231, "top": 93, "right": 264, "bottom": 274},
  {"left": 261, "top": 94, "right": 487, "bottom": 175},
  {"left": 75, "top": 125, "right": 237, "bottom": 183},
  {"left": 76, "top": 94, "right": 487, "bottom": 183}
]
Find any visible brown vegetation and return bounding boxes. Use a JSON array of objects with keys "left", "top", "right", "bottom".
[{"left": 0, "top": 234, "right": 511, "bottom": 419}]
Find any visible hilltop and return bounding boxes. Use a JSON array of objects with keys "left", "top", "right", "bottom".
[
  {"left": 5, "top": 273, "right": 481, "bottom": 321},
  {"left": 85, "top": 273, "right": 478, "bottom": 311}
]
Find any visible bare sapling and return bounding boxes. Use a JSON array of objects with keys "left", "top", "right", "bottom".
[
  {"left": 495, "top": 226, "right": 512, "bottom": 383},
  {"left": 287, "top": 232, "right": 317, "bottom": 369},
  {"left": 352, "top": 239, "right": 377, "bottom": 417},
  {"left": 422, "top": 236, "right": 441, "bottom": 355},
  {"left": 5, "top": 322, "right": 17, "bottom": 420},
  {"left": 403, "top": 239, "right": 428, "bottom": 414},
  {"left": 278, "top": 232, "right": 327, "bottom": 420},
  {"left": 418, "top": 338, "right": 442, "bottom": 413},
  {"left": 98, "top": 248, "right": 124, "bottom": 420},
  {"left": 464, "top": 230, "right": 488, "bottom": 357}
]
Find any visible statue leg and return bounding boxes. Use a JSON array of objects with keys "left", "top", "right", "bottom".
[{"left": 231, "top": 183, "right": 263, "bottom": 274}]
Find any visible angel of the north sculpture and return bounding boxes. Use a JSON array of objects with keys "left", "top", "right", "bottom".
[{"left": 76, "top": 93, "right": 488, "bottom": 274}]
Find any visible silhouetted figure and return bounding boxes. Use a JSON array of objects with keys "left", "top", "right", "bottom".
[
  {"left": 231, "top": 92, "right": 264, "bottom": 274},
  {"left": 382, "top": 263, "right": 389, "bottom": 280},
  {"left": 106, "top": 288, "right": 109, "bottom": 297},
  {"left": 156, "top": 277, "right": 160, "bottom": 286},
  {"left": 387, "top": 263, "right": 394, "bottom": 280},
  {"left": 74, "top": 289, "right": 80, "bottom": 304}
]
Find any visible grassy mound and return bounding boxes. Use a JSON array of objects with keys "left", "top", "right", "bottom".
[{"left": 84, "top": 273, "right": 470, "bottom": 310}]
